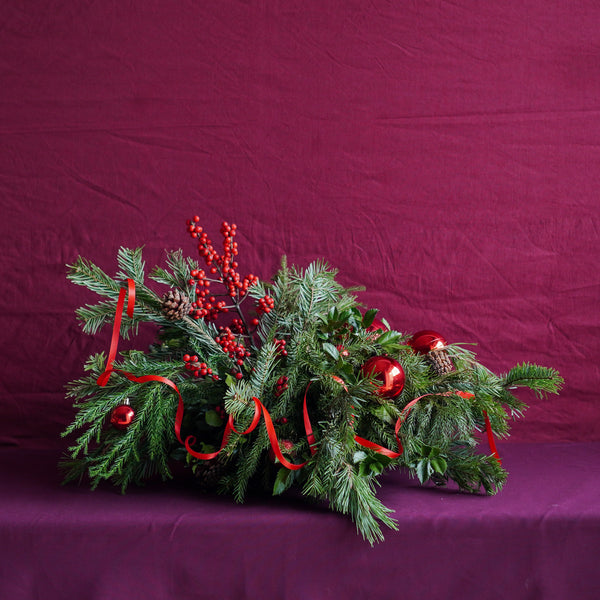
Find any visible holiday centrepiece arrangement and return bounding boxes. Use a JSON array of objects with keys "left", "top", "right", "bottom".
[{"left": 62, "top": 217, "right": 562, "bottom": 543}]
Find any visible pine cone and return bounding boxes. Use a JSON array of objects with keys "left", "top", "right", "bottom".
[
  {"left": 426, "top": 347, "right": 454, "bottom": 376},
  {"left": 193, "top": 457, "right": 227, "bottom": 491},
  {"left": 161, "top": 290, "right": 191, "bottom": 321}
]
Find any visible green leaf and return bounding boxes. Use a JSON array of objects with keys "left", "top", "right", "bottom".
[
  {"left": 416, "top": 459, "right": 433, "bottom": 484},
  {"left": 369, "top": 462, "right": 384, "bottom": 475},
  {"left": 430, "top": 457, "right": 448, "bottom": 475},
  {"left": 273, "top": 467, "right": 291, "bottom": 496},
  {"left": 377, "top": 330, "right": 402, "bottom": 346},
  {"left": 322, "top": 342, "right": 340, "bottom": 361},
  {"left": 347, "top": 313, "right": 361, "bottom": 331},
  {"left": 362, "top": 309, "right": 378, "bottom": 329},
  {"left": 205, "top": 410, "right": 223, "bottom": 427},
  {"left": 335, "top": 365, "right": 351, "bottom": 381}
]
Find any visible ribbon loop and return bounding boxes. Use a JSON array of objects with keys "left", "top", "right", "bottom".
[{"left": 96, "top": 279, "right": 501, "bottom": 476}]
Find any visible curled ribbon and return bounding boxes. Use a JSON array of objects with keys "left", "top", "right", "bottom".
[
  {"left": 354, "top": 390, "right": 501, "bottom": 465},
  {"left": 96, "top": 279, "right": 501, "bottom": 472},
  {"left": 96, "top": 279, "right": 310, "bottom": 470}
]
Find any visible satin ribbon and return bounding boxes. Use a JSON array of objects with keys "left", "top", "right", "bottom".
[
  {"left": 96, "top": 279, "right": 309, "bottom": 469},
  {"left": 184, "top": 396, "right": 309, "bottom": 470},
  {"left": 96, "top": 278, "right": 135, "bottom": 387},
  {"left": 484, "top": 411, "right": 502, "bottom": 465},
  {"left": 354, "top": 390, "right": 501, "bottom": 464},
  {"left": 96, "top": 279, "right": 501, "bottom": 471}
]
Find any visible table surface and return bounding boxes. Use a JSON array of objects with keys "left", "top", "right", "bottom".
[{"left": 1, "top": 442, "right": 599, "bottom": 600}]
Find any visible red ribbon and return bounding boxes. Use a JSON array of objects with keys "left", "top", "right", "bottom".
[
  {"left": 97, "top": 279, "right": 135, "bottom": 387},
  {"left": 96, "top": 279, "right": 501, "bottom": 472},
  {"left": 354, "top": 390, "right": 501, "bottom": 465},
  {"left": 96, "top": 279, "right": 310, "bottom": 469},
  {"left": 484, "top": 411, "right": 502, "bottom": 465}
]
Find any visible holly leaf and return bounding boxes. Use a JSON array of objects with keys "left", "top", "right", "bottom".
[
  {"left": 377, "top": 330, "right": 402, "bottom": 346},
  {"left": 430, "top": 456, "right": 448, "bottom": 475},
  {"left": 416, "top": 459, "right": 434, "bottom": 484},
  {"left": 369, "top": 461, "right": 384, "bottom": 475},
  {"left": 353, "top": 450, "right": 367, "bottom": 464},
  {"left": 322, "top": 342, "right": 340, "bottom": 361},
  {"left": 362, "top": 309, "right": 378, "bottom": 329},
  {"left": 273, "top": 467, "right": 292, "bottom": 496}
]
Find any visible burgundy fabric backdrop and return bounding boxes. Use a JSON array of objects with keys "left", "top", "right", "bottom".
[
  {"left": 1, "top": 2, "right": 599, "bottom": 448},
  {"left": 2, "top": 3, "right": 600, "bottom": 600}
]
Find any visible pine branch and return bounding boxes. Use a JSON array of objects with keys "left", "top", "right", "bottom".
[
  {"left": 75, "top": 301, "right": 122, "bottom": 335},
  {"left": 67, "top": 256, "right": 121, "bottom": 299},
  {"left": 116, "top": 246, "right": 145, "bottom": 283},
  {"left": 501, "top": 363, "right": 563, "bottom": 397},
  {"left": 149, "top": 249, "right": 198, "bottom": 295}
]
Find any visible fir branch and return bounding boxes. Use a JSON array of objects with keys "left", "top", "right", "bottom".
[
  {"left": 67, "top": 256, "right": 121, "bottom": 299},
  {"left": 116, "top": 246, "right": 145, "bottom": 283},
  {"left": 75, "top": 301, "right": 121, "bottom": 335},
  {"left": 501, "top": 363, "right": 563, "bottom": 397},
  {"left": 149, "top": 249, "right": 198, "bottom": 295}
]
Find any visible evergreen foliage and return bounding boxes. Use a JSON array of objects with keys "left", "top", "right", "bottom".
[{"left": 62, "top": 221, "right": 563, "bottom": 544}]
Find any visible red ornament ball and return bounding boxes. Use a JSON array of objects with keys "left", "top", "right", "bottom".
[
  {"left": 361, "top": 356, "right": 405, "bottom": 398},
  {"left": 366, "top": 318, "right": 389, "bottom": 341},
  {"left": 367, "top": 318, "right": 388, "bottom": 333},
  {"left": 110, "top": 403, "right": 135, "bottom": 431},
  {"left": 409, "top": 330, "right": 447, "bottom": 355}
]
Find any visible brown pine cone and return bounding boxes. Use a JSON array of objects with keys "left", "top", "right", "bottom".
[
  {"left": 161, "top": 289, "right": 191, "bottom": 321},
  {"left": 426, "top": 347, "right": 454, "bottom": 376}
]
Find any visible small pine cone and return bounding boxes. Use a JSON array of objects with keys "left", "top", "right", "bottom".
[
  {"left": 161, "top": 290, "right": 191, "bottom": 321},
  {"left": 426, "top": 347, "right": 454, "bottom": 376},
  {"left": 194, "top": 457, "right": 227, "bottom": 491}
]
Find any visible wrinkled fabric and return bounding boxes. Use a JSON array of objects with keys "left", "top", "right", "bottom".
[
  {"left": 1, "top": 444, "right": 599, "bottom": 599},
  {"left": 1, "top": 3, "right": 599, "bottom": 598},
  {"left": 2, "top": 1, "right": 598, "bottom": 449}
]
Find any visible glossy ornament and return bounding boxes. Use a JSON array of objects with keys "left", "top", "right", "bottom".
[
  {"left": 409, "top": 330, "right": 447, "bottom": 355},
  {"left": 367, "top": 318, "right": 388, "bottom": 333},
  {"left": 110, "top": 400, "right": 135, "bottom": 431},
  {"left": 361, "top": 356, "right": 405, "bottom": 398},
  {"left": 366, "top": 318, "right": 389, "bottom": 341}
]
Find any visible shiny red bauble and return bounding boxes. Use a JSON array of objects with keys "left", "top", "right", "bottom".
[
  {"left": 110, "top": 403, "right": 136, "bottom": 430},
  {"left": 361, "top": 356, "right": 405, "bottom": 398},
  {"left": 409, "top": 330, "right": 447, "bottom": 355},
  {"left": 367, "top": 318, "right": 388, "bottom": 333},
  {"left": 366, "top": 318, "right": 389, "bottom": 341}
]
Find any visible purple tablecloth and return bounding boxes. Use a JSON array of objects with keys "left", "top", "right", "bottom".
[
  {"left": 1, "top": 2, "right": 599, "bottom": 598},
  {"left": 1, "top": 442, "right": 598, "bottom": 599}
]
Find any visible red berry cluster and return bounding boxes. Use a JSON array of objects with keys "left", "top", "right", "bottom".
[
  {"left": 256, "top": 295, "right": 275, "bottom": 316},
  {"left": 188, "top": 269, "right": 229, "bottom": 321},
  {"left": 215, "top": 405, "right": 226, "bottom": 421},
  {"left": 215, "top": 326, "right": 250, "bottom": 367},
  {"left": 275, "top": 375, "right": 289, "bottom": 397},
  {"left": 274, "top": 338, "right": 288, "bottom": 357},
  {"left": 230, "top": 318, "right": 246, "bottom": 335},
  {"left": 182, "top": 354, "right": 219, "bottom": 380},
  {"left": 186, "top": 217, "right": 258, "bottom": 303}
]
